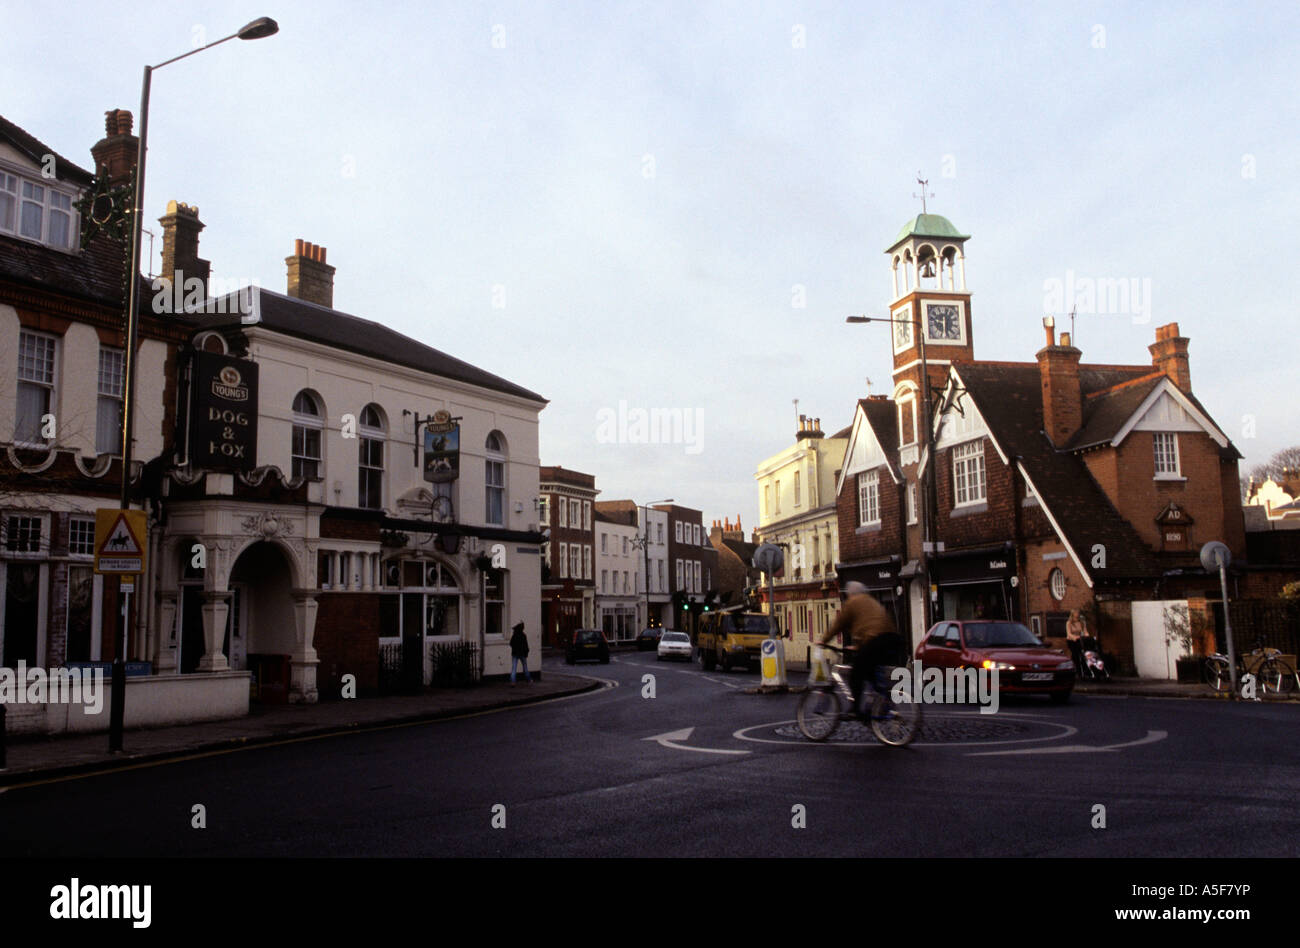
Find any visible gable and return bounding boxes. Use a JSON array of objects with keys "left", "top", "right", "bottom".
[
  {"left": 837, "top": 404, "right": 897, "bottom": 493},
  {"left": 1119, "top": 382, "right": 1228, "bottom": 448}
]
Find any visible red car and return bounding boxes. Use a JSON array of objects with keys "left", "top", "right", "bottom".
[{"left": 914, "top": 620, "right": 1076, "bottom": 703}]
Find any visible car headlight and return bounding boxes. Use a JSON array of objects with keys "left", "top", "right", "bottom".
[
  {"left": 981, "top": 660, "right": 1016, "bottom": 671},
  {"left": 1057, "top": 660, "right": 1074, "bottom": 671}
]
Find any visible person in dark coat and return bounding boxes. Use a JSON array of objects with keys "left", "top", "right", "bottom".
[{"left": 509, "top": 622, "right": 531, "bottom": 684}]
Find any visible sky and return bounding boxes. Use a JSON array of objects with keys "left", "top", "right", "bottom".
[{"left": 5, "top": 0, "right": 1298, "bottom": 532}]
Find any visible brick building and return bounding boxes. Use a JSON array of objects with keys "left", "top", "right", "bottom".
[
  {"left": 707, "top": 516, "right": 760, "bottom": 609},
  {"left": 539, "top": 466, "right": 596, "bottom": 645},
  {"left": 835, "top": 212, "right": 1250, "bottom": 677},
  {"left": 655, "top": 502, "right": 717, "bottom": 633}
]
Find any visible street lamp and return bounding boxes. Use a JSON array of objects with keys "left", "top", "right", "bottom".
[
  {"left": 845, "top": 313, "right": 938, "bottom": 633},
  {"left": 633, "top": 499, "right": 673, "bottom": 631},
  {"left": 110, "top": 16, "right": 279, "bottom": 753}
]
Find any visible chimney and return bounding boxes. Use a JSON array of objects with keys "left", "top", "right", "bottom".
[
  {"left": 159, "top": 200, "right": 210, "bottom": 297},
  {"left": 796, "top": 415, "right": 824, "bottom": 441},
  {"left": 89, "top": 109, "right": 138, "bottom": 187},
  {"left": 286, "top": 238, "right": 336, "bottom": 308},
  {"left": 1036, "top": 318, "right": 1083, "bottom": 446},
  {"left": 1149, "top": 322, "right": 1191, "bottom": 394}
]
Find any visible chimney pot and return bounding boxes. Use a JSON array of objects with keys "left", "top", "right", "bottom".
[{"left": 286, "top": 237, "right": 337, "bottom": 308}]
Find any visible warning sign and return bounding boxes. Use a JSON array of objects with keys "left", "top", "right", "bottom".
[{"left": 94, "top": 508, "right": 147, "bottom": 575}]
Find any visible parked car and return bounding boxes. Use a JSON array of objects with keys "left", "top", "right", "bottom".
[
  {"left": 567, "top": 629, "right": 611, "bottom": 664},
  {"left": 635, "top": 628, "right": 664, "bottom": 651},
  {"left": 913, "top": 620, "right": 1075, "bottom": 703},
  {"left": 657, "top": 630, "right": 693, "bottom": 662}
]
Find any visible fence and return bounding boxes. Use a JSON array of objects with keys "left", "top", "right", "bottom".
[
  {"left": 429, "top": 641, "right": 481, "bottom": 688},
  {"left": 1226, "top": 599, "right": 1300, "bottom": 656}
]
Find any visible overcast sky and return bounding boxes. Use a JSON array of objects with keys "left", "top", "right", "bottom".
[{"left": 6, "top": 0, "right": 1298, "bottom": 532}]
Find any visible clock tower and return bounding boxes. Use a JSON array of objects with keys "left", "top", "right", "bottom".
[{"left": 885, "top": 213, "right": 973, "bottom": 451}]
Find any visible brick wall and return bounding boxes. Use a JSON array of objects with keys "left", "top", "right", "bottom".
[
  {"left": 836, "top": 463, "right": 903, "bottom": 562},
  {"left": 932, "top": 436, "right": 1017, "bottom": 550},
  {"left": 311, "top": 592, "right": 380, "bottom": 698}
]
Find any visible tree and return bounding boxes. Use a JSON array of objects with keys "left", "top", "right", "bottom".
[{"left": 1242, "top": 445, "right": 1300, "bottom": 500}]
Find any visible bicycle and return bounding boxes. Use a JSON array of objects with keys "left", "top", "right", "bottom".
[
  {"left": 1204, "top": 638, "right": 1298, "bottom": 696},
  {"left": 796, "top": 643, "right": 922, "bottom": 747}
]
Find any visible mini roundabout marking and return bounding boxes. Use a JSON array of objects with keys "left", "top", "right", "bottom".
[{"left": 733, "top": 710, "right": 1079, "bottom": 750}]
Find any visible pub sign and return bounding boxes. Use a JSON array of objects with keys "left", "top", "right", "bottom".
[
  {"left": 190, "top": 351, "right": 258, "bottom": 471},
  {"left": 423, "top": 410, "right": 460, "bottom": 484}
]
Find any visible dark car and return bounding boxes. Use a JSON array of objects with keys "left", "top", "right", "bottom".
[
  {"left": 567, "top": 629, "right": 611, "bottom": 664},
  {"left": 635, "top": 628, "right": 664, "bottom": 651},
  {"left": 914, "top": 620, "right": 1076, "bottom": 703}
]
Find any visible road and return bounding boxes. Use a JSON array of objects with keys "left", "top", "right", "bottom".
[{"left": 1, "top": 650, "right": 1297, "bottom": 857}]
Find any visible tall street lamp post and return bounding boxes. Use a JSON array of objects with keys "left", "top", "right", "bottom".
[
  {"left": 110, "top": 16, "right": 279, "bottom": 753},
  {"left": 845, "top": 313, "right": 938, "bottom": 635},
  {"left": 634, "top": 499, "right": 673, "bottom": 630}
]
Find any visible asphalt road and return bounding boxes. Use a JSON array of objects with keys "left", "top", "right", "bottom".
[{"left": 2, "top": 650, "right": 1297, "bottom": 857}]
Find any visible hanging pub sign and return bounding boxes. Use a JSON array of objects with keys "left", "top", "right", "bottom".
[
  {"left": 190, "top": 350, "right": 258, "bottom": 471},
  {"left": 423, "top": 410, "right": 460, "bottom": 484}
]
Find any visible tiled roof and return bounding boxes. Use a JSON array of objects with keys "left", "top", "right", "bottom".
[
  {"left": 0, "top": 114, "right": 93, "bottom": 184},
  {"left": 859, "top": 397, "right": 900, "bottom": 478},
  {"left": 954, "top": 362, "right": 1164, "bottom": 580},
  {"left": 1067, "top": 374, "right": 1164, "bottom": 449}
]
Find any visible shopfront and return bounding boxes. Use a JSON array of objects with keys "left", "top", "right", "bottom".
[{"left": 932, "top": 546, "right": 1019, "bottom": 623}]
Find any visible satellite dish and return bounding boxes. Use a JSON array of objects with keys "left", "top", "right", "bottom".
[{"left": 1200, "top": 541, "right": 1231, "bottom": 573}]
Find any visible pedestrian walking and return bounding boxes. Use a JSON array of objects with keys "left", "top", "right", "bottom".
[
  {"left": 510, "top": 621, "right": 531, "bottom": 685},
  {"left": 1066, "top": 608, "right": 1086, "bottom": 670}
]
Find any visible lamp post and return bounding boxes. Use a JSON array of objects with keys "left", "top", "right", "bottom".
[
  {"left": 110, "top": 16, "right": 279, "bottom": 753},
  {"left": 634, "top": 499, "right": 673, "bottom": 631},
  {"left": 845, "top": 313, "right": 938, "bottom": 635}
]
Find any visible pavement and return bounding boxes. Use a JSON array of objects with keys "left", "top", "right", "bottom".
[
  {"left": 0, "top": 663, "right": 602, "bottom": 786},
  {"left": 1, "top": 649, "right": 1290, "bottom": 786}
]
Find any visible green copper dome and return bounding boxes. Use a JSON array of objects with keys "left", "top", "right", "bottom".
[{"left": 886, "top": 214, "right": 969, "bottom": 252}]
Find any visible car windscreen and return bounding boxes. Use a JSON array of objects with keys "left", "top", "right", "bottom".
[
  {"left": 575, "top": 632, "right": 602, "bottom": 643},
  {"left": 661, "top": 632, "right": 690, "bottom": 643},
  {"left": 727, "top": 616, "right": 774, "bottom": 634},
  {"left": 963, "top": 622, "right": 1041, "bottom": 648}
]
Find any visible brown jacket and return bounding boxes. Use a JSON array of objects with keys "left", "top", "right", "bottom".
[{"left": 824, "top": 593, "right": 895, "bottom": 648}]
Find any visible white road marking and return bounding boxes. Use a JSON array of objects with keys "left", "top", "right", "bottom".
[
  {"left": 642, "top": 726, "right": 751, "bottom": 755},
  {"left": 732, "top": 713, "right": 1078, "bottom": 748},
  {"left": 965, "top": 729, "right": 1169, "bottom": 757}
]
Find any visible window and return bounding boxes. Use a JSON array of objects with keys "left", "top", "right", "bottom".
[
  {"left": 658, "top": 561, "right": 664, "bottom": 592},
  {"left": 358, "top": 404, "right": 385, "bottom": 509},
  {"left": 694, "top": 561, "right": 701, "bottom": 592},
  {"left": 794, "top": 471, "right": 801, "bottom": 506},
  {"left": 584, "top": 545, "right": 592, "bottom": 580},
  {"left": 907, "top": 483, "right": 917, "bottom": 525},
  {"left": 675, "top": 521, "right": 682, "bottom": 543},
  {"left": 570, "top": 545, "right": 581, "bottom": 579},
  {"left": 676, "top": 560, "right": 683, "bottom": 589},
  {"left": 952, "top": 440, "right": 987, "bottom": 506},
  {"left": 764, "top": 485, "right": 770, "bottom": 516},
  {"left": 484, "top": 569, "right": 505, "bottom": 637},
  {"left": 1, "top": 175, "right": 77, "bottom": 250},
  {"left": 539, "top": 498, "right": 549, "bottom": 525},
  {"left": 96, "top": 348, "right": 124, "bottom": 455},
  {"left": 291, "top": 390, "right": 323, "bottom": 480},
  {"left": 657, "top": 523, "right": 663, "bottom": 544},
  {"left": 858, "top": 471, "right": 880, "bottom": 526},
  {"left": 601, "top": 533, "right": 607, "bottom": 553},
  {"left": 1153, "top": 432, "right": 1180, "bottom": 477},
  {"left": 16, "top": 330, "right": 57, "bottom": 445},
  {"left": 558, "top": 497, "right": 567, "bottom": 527},
  {"left": 693, "top": 524, "right": 700, "bottom": 545},
  {"left": 1049, "top": 568, "right": 1067, "bottom": 601},
  {"left": 622, "top": 536, "right": 629, "bottom": 557},
  {"left": 584, "top": 501, "right": 591, "bottom": 530},
  {"left": 601, "top": 569, "right": 608, "bottom": 593},
  {"left": 570, "top": 499, "right": 580, "bottom": 527},
  {"left": 68, "top": 517, "right": 95, "bottom": 557},
  {"left": 623, "top": 571, "right": 629, "bottom": 593},
  {"left": 899, "top": 396, "right": 917, "bottom": 447},
  {"left": 5, "top": 515, "right": 42, "bottom": 553},
  {"left": 775, "top": 480, "right": 781, "bottom": 514},
  {"left": 559, "top": 542, "right": 568, "bottom": 578},
  {"left": 485, "top": 432, "right": 506, "bottom": 524}
]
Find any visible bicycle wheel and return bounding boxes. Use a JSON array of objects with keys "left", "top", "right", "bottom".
[
  {"left": 870, "top": 690, "right": 922, "bottom": 747},
  {"left": 796, "top": 687, "right": 843, "bottom": 741},
  {"left": 1259, "top": 658, "right": 1298, "bottom": 696},
  {"left": 1204, "top": 656, "right": 1231, "bottom": 692}
]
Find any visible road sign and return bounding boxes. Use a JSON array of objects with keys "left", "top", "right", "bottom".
[{"left": 94, "top": 508, "right": 147, "bottom": 575}]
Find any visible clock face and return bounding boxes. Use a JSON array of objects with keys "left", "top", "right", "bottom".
[
  {"left": 926, "top": 303, "right": 962, "bottom": 341},
  {"left": 893, "top": 311, "right": 912, "bottom": 350}
]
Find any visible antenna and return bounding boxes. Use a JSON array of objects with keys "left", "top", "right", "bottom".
[
  {"left": 865, "top": 377, "right": 873, "bottom": 396},
  {"left": 793, "top": 398, "right": 799, "bottom": 426},
  {"left": 1069, "top": 305, "right": 1076, "bottom": 346},
  {"left": 913, "top": 174, "right": 934, "bottom": 214}
]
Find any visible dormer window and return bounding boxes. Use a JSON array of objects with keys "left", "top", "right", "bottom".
[{"left": 0, "top": 171, "right": 79, "bottom": 251}]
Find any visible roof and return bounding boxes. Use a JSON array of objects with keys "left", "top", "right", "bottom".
[
  {"left": 0, "top": 114, "right": 93, "bottom": 185},
  {"left": 720, "top": 536, "right": 760, "bottom": 565},
  {"left": 1067, "top": 374, "right": 1164, "bottom": 449},
  {"left": 197, "top": 287, "right": 546, "bottom": 404},
  {"left": 593, "top": 500, "right": 639, "bottom": 527},
  {"left": 860, "top": 396, "right": 901, "bottom": 480},
  {"left": 887, "top": 213, "right": 969, "bottom": 251},
  {"left": 954, "top": 362, "right": 1165, "bottom": 580}
]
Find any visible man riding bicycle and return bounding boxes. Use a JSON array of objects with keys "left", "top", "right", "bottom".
[{"left": 821, "top": 581, "right": 903, "bottom": 719}]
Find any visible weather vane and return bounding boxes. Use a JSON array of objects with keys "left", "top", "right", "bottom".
[{"left": 913, "top": 174, "right": 934, "bottom": 214}]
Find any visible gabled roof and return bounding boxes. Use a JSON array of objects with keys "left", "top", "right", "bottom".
[
  {"left": 0, "top": 114, "right": 94, "bottom": 185},
  {"left": 837, "top": 397, "right": 901, "bottom": 496},
  {"left": 1069, "top": 371, "right": 1235, "bottom": 456},
  {"left": 953, "top": 362, "right": 1165, "bottom": 581},
  {"left": 195, "top": 287, "right": 546, "bottom": 404}
]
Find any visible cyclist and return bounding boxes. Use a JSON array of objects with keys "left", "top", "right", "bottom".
[{"left": 822, "top": 581, "right": 902, "bottom": 719}]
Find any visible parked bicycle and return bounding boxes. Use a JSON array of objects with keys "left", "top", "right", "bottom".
[
  {"left": 1204, "top": 638, "right": 1298, "bottom": 696},
  {"left": 796, "top": 644, "right": 922, "bottom": 746}
]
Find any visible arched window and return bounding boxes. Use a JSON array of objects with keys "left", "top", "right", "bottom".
[
  {"left": 292, "top": 390, "right": 324, "bottom": 480},
  {"left": 358, "top": 404, "right": 385, "bottom": 509},
  {"left": 485, "top": 431, "right": 506, "bottom": 525}
]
